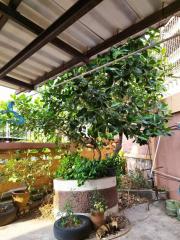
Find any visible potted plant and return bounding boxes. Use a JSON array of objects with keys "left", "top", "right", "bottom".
[
  {"left": 53, "top": 202, "right": 92, "bottom": 240},
  {"left": 54, "top": 153, "right": 119, "bottom": 217},
  {"left": 4, "top": 157, "right": 51, "bottom": 211},
  {"left": 105, "top": 153, "right": 126, "bottom": 177},
  {"left": 152, "top": 187, "right": 169, "bottom": 200},
  {"left": 90, "top": 191, "right": 107, "bottom": 228},
  {"left": 157, "top": 188, "right": 168, "bottom": 200},
  {"left": 0, "top": 202, "right": 17, "bottom": 226}
]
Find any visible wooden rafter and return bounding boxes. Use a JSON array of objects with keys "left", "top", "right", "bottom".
[
  {"left": 34, "top": 0, "right": 180, "bottom": 86},
  {"left": 0, "top": 0, "right": 103, "bottom": 80},
  {"left": 0, "top": 2, "right": 88, "bottom": 62},
  {"left": 1, "top": 76, "right": 34, "bottom": 90}
]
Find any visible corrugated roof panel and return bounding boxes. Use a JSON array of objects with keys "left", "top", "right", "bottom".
[
  {"left": 0, "top": 80, "right": 20, "bottom": 90},
  {"left": 0, "top": 0, "right": 179, "bottom": 90},
  {"left": 127, "top": 0, "right": 161, "bottom": 18},
  {"left": 53, "top": 0, "right": 77, "bottom": 9},
  {"left": 8, "top": 72, "right": 33, "bottom": 83},
  {"left": 18, "top": 0, "right": 102, "bottom": 52},
  {"left": 18, "top": 0, "right": 59, "bottom": 29},
  {"left": 22, "top": 0, "right": 66, "bottom": 21},
  {"left": 0, "top": 19, "right": 73, "bottom": 81},
  {"left": 15, "top": 59, "right": 50, "bottom": 75},
  {"left": 0, "top": 31, "right": 55, "bottom": 73},
  {"left": 57, "top": 0, "right": 168, "bottom": 50},
  {"left": 76, "top": 0, "right": 136, "bottom": 38}
]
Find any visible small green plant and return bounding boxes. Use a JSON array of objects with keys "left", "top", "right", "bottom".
[
  {"left": 60, "top": 202, "right": 81, "bottom": 228},
  {"left": 129, "top": 169, "right": 151, "bottom": 189},
  {"left": 90, "top": 191, "right": 107, "bottom": 213}
]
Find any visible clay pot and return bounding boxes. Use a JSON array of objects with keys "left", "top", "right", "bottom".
[
  {"left": 90, "top": 212, "right": 105, "bottom": 228},
  {"left": 12, "top": 190, "right": 30, "bottom": 210}
]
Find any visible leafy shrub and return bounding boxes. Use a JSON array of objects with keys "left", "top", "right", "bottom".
[
  {"left": 55, "top": 154, "right": 106, "bottom": 186},
  {"left": 55, "top": 153, "right": 126, "bottom": 186},
  {"left": 119, "top": 169, "right": 151, "bottom": 189}
]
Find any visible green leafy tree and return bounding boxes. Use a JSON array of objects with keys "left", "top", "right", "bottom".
[
  {"left": 41, "top": 30, "right": 171, "bottom": 158},
  {"left": 12, "top": 30, "right": 171, "bottom": 158},
  {"left": 11, "top": 94, "right": 57, "bottom": 141}
]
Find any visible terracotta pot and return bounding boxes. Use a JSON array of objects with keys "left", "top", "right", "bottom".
[
  {"left": 12, "top": 190, "right": 30, "bottom": 210},
  {"left": 90, "top": 212, "right": 105, "bottom": 228}
]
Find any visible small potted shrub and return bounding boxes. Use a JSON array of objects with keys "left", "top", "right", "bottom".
[
  {"left": 105, "top": 153, "right": 126, "bottom": 177},
  {"left": 53, "top": 202, "right": 92, "bottom": 240},
  {"left": 90, "top": 191, "right": 107, "bottom": 228}
]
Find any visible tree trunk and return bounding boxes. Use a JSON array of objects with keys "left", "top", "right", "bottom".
[{"left": 113, "top": 132, "right": 123, "bottom": 156}]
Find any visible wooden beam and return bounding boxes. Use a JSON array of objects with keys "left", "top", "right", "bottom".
[
  {"left": 1, "top": 76, "right": 34, "bottom": 90},
  {"left": 34, "top": 0, "right": 180, "bottom": 85},
  {"left": 0, "top": 0, "right": 22, "bottom": 30},
  {"left": 0, "top": 2, "right": 88, "bottom": 62},
  {"left": 0, "top": 142, "right": 56, "bottom": 150},
  {"left": 0, "top": 0, "right": 103, "bottom": 79}
]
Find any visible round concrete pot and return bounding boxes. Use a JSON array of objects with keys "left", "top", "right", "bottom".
[{"left": 53, "top": 177, "right": 118, "bottom": 218}]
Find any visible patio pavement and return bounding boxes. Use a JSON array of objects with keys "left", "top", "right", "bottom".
[{"left": 0, "top": 202, "right": 180, "bottom": 240}]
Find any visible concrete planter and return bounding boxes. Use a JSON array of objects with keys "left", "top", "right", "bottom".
[{"left": 53, "top": 177, "right": 118, "bottom": 218}]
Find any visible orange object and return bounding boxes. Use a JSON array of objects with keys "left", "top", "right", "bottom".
[
  {"left": 12, "top": 190, "right": 30, "bottom": 210},
  {"left": 90, "top": 212, "right": 105, "bottom": 229}
]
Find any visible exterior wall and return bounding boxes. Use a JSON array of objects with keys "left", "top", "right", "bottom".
[
  {"left": 122, "top": 137, "right": 152, "bottom": 171},
  {"left": 155, "top": 111, "right": 180, "bottom": 200}
]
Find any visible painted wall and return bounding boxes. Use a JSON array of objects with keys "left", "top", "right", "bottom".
[{"left": 155, "top": 111, "right": 180, "bottom": 200}]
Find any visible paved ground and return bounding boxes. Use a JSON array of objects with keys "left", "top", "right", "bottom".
[{"left": 0, "top": 202, "right": 180, "bottom": 240}]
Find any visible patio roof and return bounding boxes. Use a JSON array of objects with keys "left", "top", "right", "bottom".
[{"left": 0, "top": 0, "right": 180, "bottom": 91}]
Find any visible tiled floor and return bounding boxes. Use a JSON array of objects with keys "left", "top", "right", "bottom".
[{"left": 1, "top": 202, "right": 180, "bottom": 240}]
